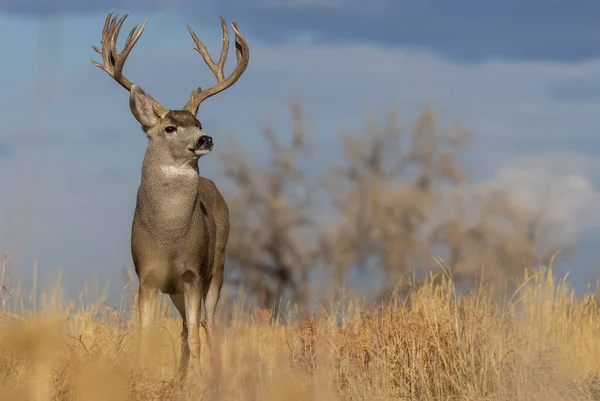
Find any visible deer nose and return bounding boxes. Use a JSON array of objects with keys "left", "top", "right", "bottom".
[{"left": 196, "top": 135, "right": 213, "bottom": 149}]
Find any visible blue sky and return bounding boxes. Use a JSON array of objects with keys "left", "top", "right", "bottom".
[{"left": 2, "top": 0, "right": 600, "bottom": 302}]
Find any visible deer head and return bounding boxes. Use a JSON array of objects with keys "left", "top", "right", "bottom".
[{"left": 90, "top": 12, "right": 249, "bottom": 166}]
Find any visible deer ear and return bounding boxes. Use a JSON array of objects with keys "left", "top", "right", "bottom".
[{"left": 130, "top": 85, "right": 160, "bottom": 131}]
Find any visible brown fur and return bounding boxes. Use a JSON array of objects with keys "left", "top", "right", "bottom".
[
  {"left": 91, "top": 11, "right": 249, "bottom": 390},
  {"left": 127, "top": 85, "right": 229, "bottom": 384},
  {"left": 164, "top": 110, "right": 202, "bottom": 129}
]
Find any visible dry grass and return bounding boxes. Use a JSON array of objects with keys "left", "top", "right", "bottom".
[{"left": 2, "top": 264, "right": 600, "bottom": 401}]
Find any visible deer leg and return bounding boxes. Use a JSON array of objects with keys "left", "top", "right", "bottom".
[
  {"left": 169, "top": 293, "right": 190, "bottom": 380},
  {"left": 203, "top": 257, "right": 224, "bottom": 387},
  {"left": 183, "top": 274, "right": 203, "bottom": 378},
  {"left": 138, "top": 285, "right": 157, "bottom": 366}
]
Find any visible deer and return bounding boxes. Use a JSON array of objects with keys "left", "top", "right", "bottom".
[{"left": 90, "top": 11, "right": 249, "bottom": 383}]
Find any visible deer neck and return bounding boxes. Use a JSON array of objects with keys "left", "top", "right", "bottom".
[{"left": 136, "top": 151, "right": 201, "bottom": 234}]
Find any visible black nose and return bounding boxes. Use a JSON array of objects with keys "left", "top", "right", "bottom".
[{"left": 196, "top": 135, "right": 213, "bottom": 149}]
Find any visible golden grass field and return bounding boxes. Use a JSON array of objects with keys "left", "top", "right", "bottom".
[{"left": 2, "top": 259, "right": 600, "bottom": 401}]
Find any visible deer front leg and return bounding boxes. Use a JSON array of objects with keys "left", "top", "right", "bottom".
[
  {"left": 138, "top": 285, "right": 157, "bottom": 367},
  {"left": 203, "top": 259, "right": 224, "bottom": 387},
  {"left": 169, "top": 293, "right": 191, "bottom": 380},
  {"left": 183, "top": 273, "right": 203, "bottom": 378}
]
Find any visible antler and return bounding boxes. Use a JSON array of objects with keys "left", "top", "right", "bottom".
[
  {"left": 91, "top": 11, "right": 168, "bottom": 117},
  {"left": 184, "top": 17, "right": 250, "bottom": 116}
]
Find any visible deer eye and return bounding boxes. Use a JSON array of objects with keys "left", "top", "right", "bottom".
[{"left": 165, "top": 126, "right": 176, "bottom": 134}]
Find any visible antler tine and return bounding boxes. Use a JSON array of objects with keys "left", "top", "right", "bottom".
[
  {"left": 91, "top": 11, "right": 167, "bottom": 116},
  {"left": 218, "top": 17, "right": 230, "bottom": 80},
  {"left": 187, "top": 17, "right": 229, "bottom": 81},
  {"left": 184, "top": 17, "right": 250, "bottom": 116},
  {"left": 230, "top": 22, "right": 248, "bottom": 63}
]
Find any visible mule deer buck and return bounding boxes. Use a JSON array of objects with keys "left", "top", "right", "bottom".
[{"left": 91, "top": 11, "right": 249, "bottom": 381}]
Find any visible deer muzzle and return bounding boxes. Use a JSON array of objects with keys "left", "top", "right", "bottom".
[
  {"left": 193, "top": 135, "right": 214, "bottom": 157},
  {"left": 196, "top": 135, "right": 213, "bottom": 150}
]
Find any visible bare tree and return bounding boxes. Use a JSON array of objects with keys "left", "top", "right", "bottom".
[
  {"left": 222, "top": 102, "right": 319, "bottom": 320},
  {"left": 324, "top": 107, "right": 558, "bottom": 300},
  {"left": 430, "top": 185, "right": 560, "bottom": 293},
  {"left": 323, "top": 109, "right": 466, "bottom": 296},
  {"left": 220, "top": 103, "right": 563, "bottom": 311}
]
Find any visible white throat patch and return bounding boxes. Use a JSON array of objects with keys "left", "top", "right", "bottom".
[{"left": 160, "top": 165, "right": 198, "bottom": 178}]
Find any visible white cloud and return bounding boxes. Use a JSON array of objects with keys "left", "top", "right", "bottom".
[{"left": 475, "top": 151, "right": 600, "bottom": 240}]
